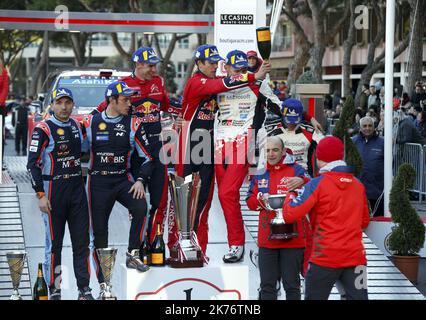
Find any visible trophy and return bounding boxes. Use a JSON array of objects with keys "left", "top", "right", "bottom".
[
  {"left": 260, "top": 194, "right": 298, "bottom": 240},
  {"left": 6, "top": 251, "right": 27, "bottom": 300},
  {"left": 96, "top": 248, "right": 118, "bottom": 300},
  {"left": 168, "top": 172, "right": 204, "bottom": 268}
]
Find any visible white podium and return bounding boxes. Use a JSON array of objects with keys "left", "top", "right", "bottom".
[{"left": 121, "top": 263, "right": 249, "bottom": 300}]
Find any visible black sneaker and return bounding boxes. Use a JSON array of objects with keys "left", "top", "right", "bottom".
[
  {"left": 49, "top": 288, "right": 61, "bottom": 300},
  {"left": 223, "top": 245, "right": 245, "bottom": 263},
  {"left": 126, "top": 249, "right": 149, "bottom": 272},
  {"left": 78, "top": 287, "right": 95, "bottom": 300}
]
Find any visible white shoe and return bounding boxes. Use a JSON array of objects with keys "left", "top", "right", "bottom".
[{"left": 223, "top": 245, "right": 244, "bottom": 263}]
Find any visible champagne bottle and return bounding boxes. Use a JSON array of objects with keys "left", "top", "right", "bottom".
[
  {"left": 141, "top": 231, "right": 151, "bottom": 265},
  {"left": 33, "top": 263, "right": 48, "bottom": 300},
  {"left": 256, "top": 27, "right": 271, "bottom": 60},
  {"left": 150, "top": 223, "right": 165, "bottom": 266}
]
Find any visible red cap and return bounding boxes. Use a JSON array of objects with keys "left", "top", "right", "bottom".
[
  {"left": 246, "top": 50, "right": 258, "bottom": 58},
  {"left": 316, "top": 136, "right": 344, "bottom": 163}
]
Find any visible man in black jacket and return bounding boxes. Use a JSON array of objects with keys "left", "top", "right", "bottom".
[{"left": 12, "top": 97, "right": 30, "bottom": 156}]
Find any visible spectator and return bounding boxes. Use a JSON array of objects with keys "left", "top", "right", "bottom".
[
  {"left": 411, "top": 81, "right": 426, "bottom": 107},
  {"left": 11, "top": 97, "right": 30, "bottom": 156},
  {"left": 246, "top": 50, "right": 263, "bottom": 73},
  {"left": 275, "top": 81, "right": 287, "bottom": 100},
  {"left": 0, "top": 58, "right": 8, "bottom": 170},
  {"left": 358, "top": 84, "right": 370, "bottom": 113},
  {"left": 408, "top": 105, "right": 422, "bottom": 127},
  {"left": 368, "top": 85, "right": 379, "bottom": 107},
  {"left": 366, "top": 105, "right": 379, "bottom": 125},
  {"left": 349, "top": 109, "right": 365, "bottom": 137},
  {"left": 401, "top": 92, "right": 413, "bottom": 109},
  {"left": 353, "top": 116, "right": 385, "bottom": 216},
  {"left": 332, "top": 104, "right": 342, "bottom": 120},
  {"left": 417, "top": 111, "right": 426, "bottom": 141},
  {"left": 396, "top": 109, "right": 426, "bottom": 145},
  {"left": 332, "top": 90, "right": 341, "bottom": 109},
  {"left": 379, "top": 87, "right": 385, "bottom": 107},
  {"left": 377, "top": 109, "right": 385, "bottom": 136}
]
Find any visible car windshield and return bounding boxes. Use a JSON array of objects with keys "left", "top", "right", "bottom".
[{"left": 57, "top": 76, "right": 123, "bottom": 113}]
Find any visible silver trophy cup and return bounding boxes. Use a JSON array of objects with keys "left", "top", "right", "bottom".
[
  {"left": 263, "top": 194, "right": 298, "bottom": 240},
  {"left": 168, "top": 172, "right": 204, "bottom": 268},
  {"left": 6, "top": 251, "right": 27, "bottom": 300},
  {"left": 96, "top": 248, "right": 118, "bottom": 300}
]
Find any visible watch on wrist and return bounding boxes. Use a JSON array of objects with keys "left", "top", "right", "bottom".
[
  {"left": 36, "top": 192, "right": 45, "bottom": 199},
  {"left": 137, "top": 177, "right": 145, "bottom": 183}
]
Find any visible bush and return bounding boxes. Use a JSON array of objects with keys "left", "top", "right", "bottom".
[
  {"left": 332, "top": 95, "right": 363, "bottom": 176},
  {"left": 388, "top": 164, "right": 426, "bottom": 256}
]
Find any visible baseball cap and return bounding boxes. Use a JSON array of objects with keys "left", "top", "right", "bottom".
[
  {"left": 105, "top": 81, "right": 135, "bottom": 98},
  {"left": 51, "top": 87, "right": 73, "bottom": 103},
  {"left": 246, "top": 50, "right": 258, "bottom": 58},
  {"left": 194, "top": 44, "right": 224, "bottom": 62},
  {"left": 225, "top": 50, "right": 248, "bottom": 70},
  {"left": 282, "top": 98, "right": 303, "bottom": 124},
  {"left": 316, "top": 136, "right": 344, "bottom": 163},
  {"left": 132, "top": 46, "right": 161, "bottom": 64}
]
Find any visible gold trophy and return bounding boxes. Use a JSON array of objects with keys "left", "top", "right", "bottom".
[
  {"left": 6, "top": 251, "right": 27, "bottom": 300},
  {"left": 168, "top": 172, "right": 204, "bottom": 268},
  {"left": 259, "top": 194, "right": 298, "bottom": 240},
  {"left": 96, "top": 248, "right": 118, "bottom": 300}
]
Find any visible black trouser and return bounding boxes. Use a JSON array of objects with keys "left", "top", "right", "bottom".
[
  {"left": 87, "top": 175, "right": 147, "bottom": 284},
  {"left": 131, "top": 138, "right": 168, "bottom": 243},
  {"left": 258, "top": 247, "right": 304, "bottom": 300},
  {"left": 1, "top": 107, "right": 5, "bottom": 162},
  {"left": 304, "top": 263, "right": 368, "bottom": 300},
  {"left": 43, "top": 178, "right": 90, "bottom": 290},
  {"left": 15, "top": 125, "right": 28, "bottom": 154}
]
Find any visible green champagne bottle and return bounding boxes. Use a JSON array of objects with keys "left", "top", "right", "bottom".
[
  {"left": 150, "top": 223, "right": 165, "bottom": 266},
  {"left": 33, "top": 263, "right": 48, "bottom": 300},
  {"left": 141, "top": 231, "right": 151, "bottom": 265}
]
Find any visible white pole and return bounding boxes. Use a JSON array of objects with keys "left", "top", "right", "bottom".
[{"left": 384, "top": 0, "right": 395, "bottom": 217}]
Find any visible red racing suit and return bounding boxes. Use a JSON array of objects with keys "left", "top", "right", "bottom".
[
  {"left": 246, "top": 155, "right": 311, "bottom": 249},
  {"left": 170, "top": 71, "right": 258, "bottom": 255},
  {"left": 283, "top": 162, "right": 370, "bottom": 268},
  {"left": 95, "top": 74, "right": 179, "bottom": 243},
  {"left": 268, "top": 123, "right": 323, "bottom": 177},
  {"left": 215, "top": 82, "right": 281, "bottom": 247}
]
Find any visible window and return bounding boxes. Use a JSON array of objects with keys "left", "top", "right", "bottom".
[
  {"left": 157, "top": 34, "right": 172, "bottom": 49},
  {"left": 177, "top": 62, "right": 188, "bottom": 78},
  {"left": 178, "top": 36, "right": 189, "bottom": 49}
]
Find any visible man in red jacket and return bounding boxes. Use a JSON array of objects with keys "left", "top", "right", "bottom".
[
  {"left": 0, "top": 59, "right": 9, "bottom": 170},
  {"left": 246, "top": 136, "right": 310, "bottom": 300},
  {"left": 172, "top": 44, "right": 270, "bottom": 256},
  {"left": 283, "top": 136, "right": 370, "bottom": 300}
]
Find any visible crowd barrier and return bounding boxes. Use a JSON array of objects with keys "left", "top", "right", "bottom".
[{"left": 393, "top": 143, "right": 426, "bottom": 202}]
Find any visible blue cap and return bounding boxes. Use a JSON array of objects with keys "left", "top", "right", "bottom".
[
  {"left": 194, "top": 44, "right": 224, "bottom": 62},
  {"left": 105, "top": 81, "right": 135, "bottom": 98},
  {"left": 282, "top": 99, "right": 304, "bottom": 124},
  {"left": 225, "top": 50, "right": 248, "bottom": 70},
  {"left": 132, "top": 47, "right": 161, "bottom": 64},
  {"left": 51, "top": 87, "right": 73, "bottom": 102}
]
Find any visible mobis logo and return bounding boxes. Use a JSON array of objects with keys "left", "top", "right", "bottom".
[{"left": 220, "top": 14, "right": 254, "bottom": 25}]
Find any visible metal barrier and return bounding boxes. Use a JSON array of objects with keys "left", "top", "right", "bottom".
[
  {"left": 326, "top": 118, "right": 338, "bottom": 135},
  {"left": 393, "top": 143, "right": 425, "bottom": 201}
]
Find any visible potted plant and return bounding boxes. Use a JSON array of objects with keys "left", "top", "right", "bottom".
[{"left": 388, "top": 164, "right": 426, "bottom": 283}]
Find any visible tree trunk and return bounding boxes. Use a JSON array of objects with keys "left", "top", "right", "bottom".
[
  {"left": 70, "top": 33, "right": 89, "bottom": 67},
  {"left": 342, "top": 0, "right": 356, "bottom": 97},
  {"left": 29, "top": 31, "right": 49, "bottom": 97},
  {"left": 405, "top": 0, "right": 424, "bottom": 96},
  {"left": 287, "top": 32, "right": 311, "bottom": 94}
]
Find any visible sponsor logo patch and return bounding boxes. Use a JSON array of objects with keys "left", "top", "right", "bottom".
[
  {"left": 30, "top": 140, "right": 39, "bottom": 147},
  {"left": 98, "top": 122, "right": 107, "bottom": 130},
  {"left": 29, "top": 146, "right": 38, "bottom": 152}
]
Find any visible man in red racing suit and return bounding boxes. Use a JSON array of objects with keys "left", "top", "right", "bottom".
[{"left": 170, "top": 44, "right": 271, "bottom": 259}]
